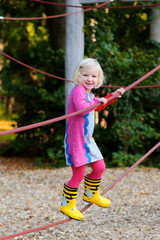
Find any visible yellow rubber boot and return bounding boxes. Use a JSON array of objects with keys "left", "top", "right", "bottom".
[
  {"left": 60, "top": 184, "right": 84, "bottom": 220},
  {"left": 83, "top": 176, "right": 111, "bottom": 207}
]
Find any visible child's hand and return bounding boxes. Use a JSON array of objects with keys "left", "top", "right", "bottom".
[
  {"left": 99, "top": 97, "right": 108, "bottom": 105},
  {"left": 114, "top": 87, "right": 125, "bottom": 98}
]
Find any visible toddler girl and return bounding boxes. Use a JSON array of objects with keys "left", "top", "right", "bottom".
[{"left": 60, "top": 58, "right": 125, "bottom": 220}]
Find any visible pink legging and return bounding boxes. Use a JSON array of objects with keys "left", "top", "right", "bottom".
[{"left": 67, "top": 159, "right": 106, "bottom": 188}]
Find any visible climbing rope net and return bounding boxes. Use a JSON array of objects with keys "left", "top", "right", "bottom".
[{"left": 0, "top": 1, "right": 160, "bottom": 239}]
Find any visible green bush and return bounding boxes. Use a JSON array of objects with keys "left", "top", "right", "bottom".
[{"left": 85, "top": 5, "right": 160, "bottom": 168}]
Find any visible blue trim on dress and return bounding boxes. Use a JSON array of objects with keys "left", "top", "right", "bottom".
[
  {"left": 65, "top": 123, "right": 73, "bottom": 165},
  {"left": 65, "top": 91, "right": 74, "bottom": 166},
  {"left": 83, "top": 93, "right": 91, "bottom": 163}
]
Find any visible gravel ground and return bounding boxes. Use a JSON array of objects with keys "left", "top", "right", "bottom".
[{"left": 0, "top": 158, "right": 159, "bottom": 240}]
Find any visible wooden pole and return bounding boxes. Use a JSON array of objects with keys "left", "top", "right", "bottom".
[
  {"left": 65, "top": 0, "right": 84, "bottom": 113},
  {"left": 150, "top": 9, "right": 160, "bottom": 43}
]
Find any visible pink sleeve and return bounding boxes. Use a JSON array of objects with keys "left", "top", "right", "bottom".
[{"left": 73, "top": 85, "right": 100, "bottom": 115}]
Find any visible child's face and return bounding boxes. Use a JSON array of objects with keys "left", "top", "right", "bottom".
[{"left": 80, "top": 67, "right": 99, "bottom": 92}]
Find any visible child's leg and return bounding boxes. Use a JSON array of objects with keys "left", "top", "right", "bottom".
[
  {"left": 67, "top": 165, "right": 86, "bottom": 188},
  {"left": 61, "top": 164, "right": 85, "bottom": 220},
  {"left": 83, "top": 159, "right": 110, "bottom": 207},
  {"left": 88, "top": 159, "right": 106, "bottom": 179}
]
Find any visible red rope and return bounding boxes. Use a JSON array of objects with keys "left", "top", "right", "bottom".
[
  {"left": 81, "top": 141, "right": 160, "bottom": 213},
  {"left": 1, "top": 1, "right": 159, "bottom": 21},
  {"left": 0, "top": 64, "right": 159, "bottom": 137},
  {"left": 124, "top": 65, "right": 160, "bottom": 91},
  {"left": 32, "top": 0, "right": 160, "bottom": 10},
  {"left": 0, "top": 50, "right": 70, "bottom": 82},
  {"left": 0, "top": 0, "right": 111, "bottom": 21},
  {"left": 0, "top": 50, "right": 159, "bottom": 89},
  {"left": 2, "top": 0, "right": 159, "bottom": 21},
  {"left": 0, "top": 141, "right": 159, "bottom": 240},
  {"left": 101, "top": 84, "right": 160, "bottom": 89},
  {"left": 0, "top": 102, "right": 100, "bottom": 136}
]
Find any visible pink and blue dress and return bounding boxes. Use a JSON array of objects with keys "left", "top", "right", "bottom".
[{"left": 64, "top": 85, "right": 116, "bottom": 167}]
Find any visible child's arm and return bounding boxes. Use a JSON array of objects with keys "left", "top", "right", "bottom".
[
  {"left": 73, "top": 85, "right": 100, "bottom": 114},
  {"left": 95, "top": 87, "right": 125, "bottom": 112},
  {"left": 95, "top": 93, "right": 116, "bottom": 112}
]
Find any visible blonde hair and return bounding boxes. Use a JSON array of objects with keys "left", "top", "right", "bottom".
[{"left": 73, "top": 58, "right": 105, "bottom": 89}]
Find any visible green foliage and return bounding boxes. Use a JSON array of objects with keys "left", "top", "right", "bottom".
[
  {"left": 112, "top": 151, "right": 142, "bottom": 167},
  {"left": 85, "top": 3, "right": 160, "bottom": 168},
  {"left": 0, "top": 0, "right": 65, "bottom": 166}
]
